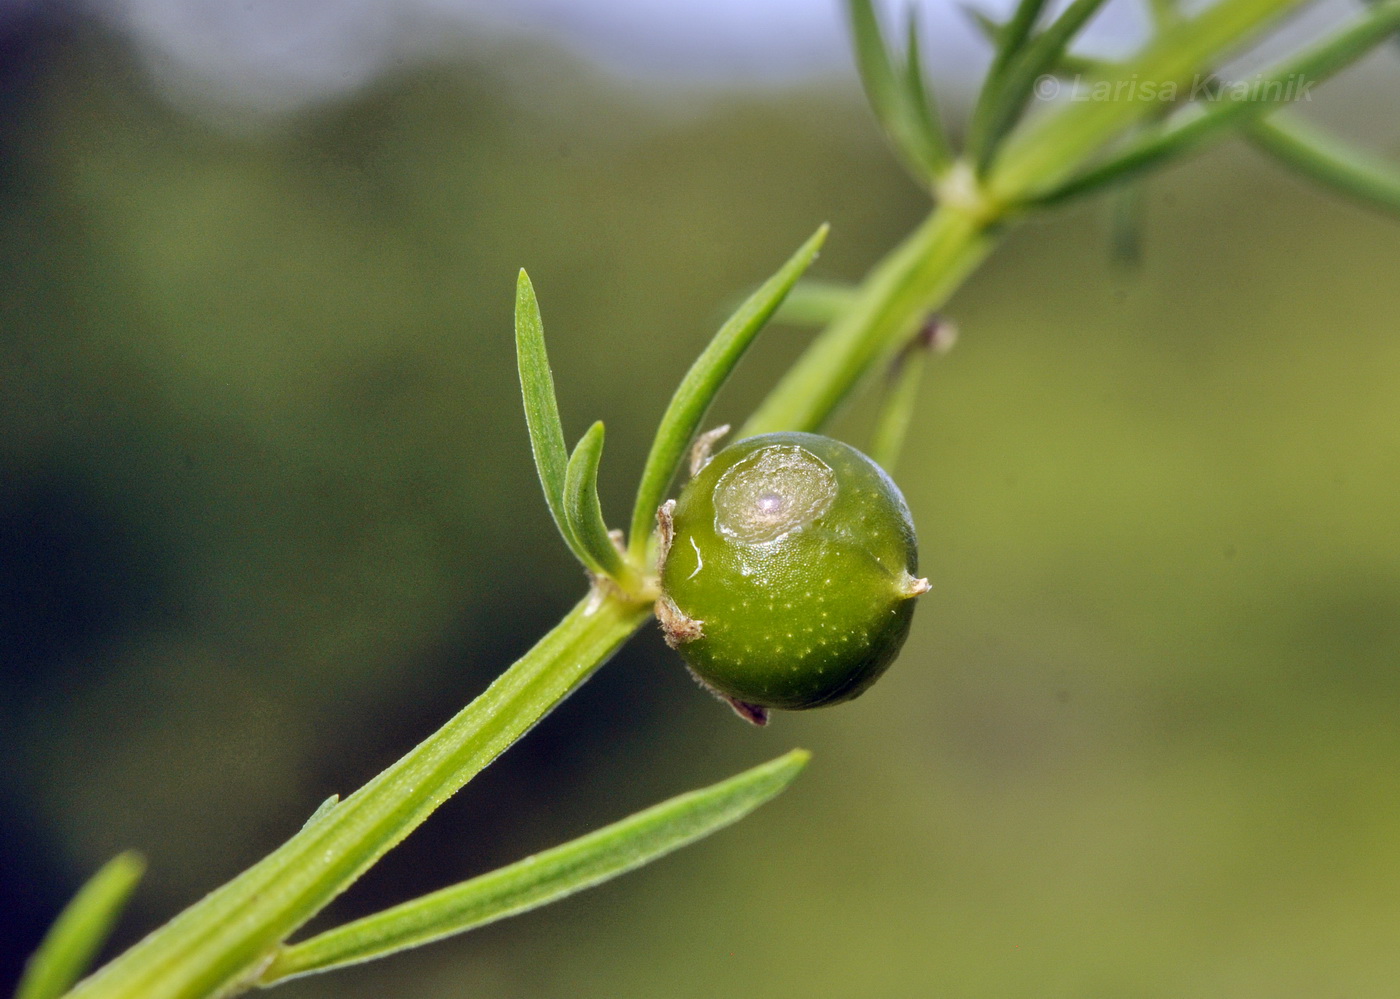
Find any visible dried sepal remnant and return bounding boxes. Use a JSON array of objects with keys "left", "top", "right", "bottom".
[
  {"left": 655, "top": 503, "right": 704, "bottom": 646},
  {"left": 656, "top": 499, "right": 676, "bottom": 566},
  {"left": 689, "top": 424, "right": 731, "bottom": 478},
  {"left": 587, "top": 571, "right": 633, "bottom": 613},
  {"left": 656, "top": 593, "right": 703, "bottom": 647},
  {"left": 723, "top": 697, "right": 770, "bottom": 727}
]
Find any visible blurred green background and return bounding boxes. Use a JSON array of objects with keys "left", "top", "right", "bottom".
[{"left": 4, "top": 6, "right": 1400, "bottom": 998}]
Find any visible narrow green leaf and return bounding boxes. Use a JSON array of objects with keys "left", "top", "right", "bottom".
[
  {"left": 1099, "top": 119, "right": 1162, "bottom": 269},
  {"left": 960, "top": 5, "right": 1003, "bottom": 45},
  {"left": 260, "top": 750, "right": 811, "bottom": 984},
  {"left": 868, "top": 318, "right": 955, "bottom": 472},
  {"left": 961, "top": 6, "right": 1107, "bottom": 76},
  {"left": 626, "top": 225, "right": 827, "bottom": 558},
  {"left": 901, "top": 6, "right": 955, "bottom": 173},
  {"left": 991, "top": 0, "right": 1050, "bottom": 66},
  {"left": 1147, "top": 0, "right": 1180, "bottom": 30},
  {"left": 976, "top": 0, "right": 1114, "bottom": 172},
  {"left": 1051, "top": 50, "right": 1108, "bottom": 77},
  {"left": 1362, "top": 0, "right": 1400, "bottom": 50},
  {"left": 1024, "top": 0, "right": 1400, "bottom": 207},
  {"left": 1245, "top": 112, "right": 1400, "bottom": 218},
  {"left": 562, "top": 421, "right": 630, "bottom": 583},
  {"left": 848, "top": 0, "right": 906, "bottom": 149},
  {"left": 965, "top": 6, "right": 1153, "bottom": 251},
  {"left": 869, "top": 350, "right": 927, "bottom": 474},
  {"left": 772, "top": 279, "right": 859, "bottom": 327},
  {"left": 846, "top": 0, "right": 951, "bottom": 182},
  {"left": 1107, "top": 178, "right": 1148, "bottom": 268},
  {"left": 515, "top": 270, "right": 584, "bottom": 564},
  {"left": 847, "top": 0, "right": 901, "bottom": 129},
  {"left": 16, "top": 853, "right": 145, "bottom": 999},
  {"left": 966, "top": 0, "right": 1050, "bottom": 161}
]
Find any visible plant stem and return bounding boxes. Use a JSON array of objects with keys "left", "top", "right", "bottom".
[
  {"left": 57, "top": 2, "right": 1373, "bottom": 985},
  {"left": 742, "top": 196, "right": 994, "bottom": 437},
  {"left": 65, "top": 197, "right": 1003, "bottom": 999},
  {"left": 65, "top": 589, "right": 652, "bottom": 999},
  {"left": 64, "top": 175, "right": 1005, "bottom": 999}
]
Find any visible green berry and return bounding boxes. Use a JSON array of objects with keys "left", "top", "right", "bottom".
[{"left": 657, "top": 431, "right": 927, "bottom": 723}]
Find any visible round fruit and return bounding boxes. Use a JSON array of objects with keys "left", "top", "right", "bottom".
[{"left": 657, "top": 431, "right": 927, "bottom": 723}]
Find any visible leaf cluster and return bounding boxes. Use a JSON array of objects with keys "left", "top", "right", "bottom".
[
  {"left": 514, "top": 224, "right": 828, "bottom": 589},
  {"left": 846, "top": 0, "right": 1400, "bottom": 221}
]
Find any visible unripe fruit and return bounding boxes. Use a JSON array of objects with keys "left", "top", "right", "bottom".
[{"left": 657, "top": 431, "right": 927, "bottom": 724}]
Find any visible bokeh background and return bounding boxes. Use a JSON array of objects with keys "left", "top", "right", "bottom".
[{"left": 4, "top": 1, "right": 1400, "bottom": 996}]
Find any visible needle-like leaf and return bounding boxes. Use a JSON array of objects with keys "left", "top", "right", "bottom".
[
  {"left": 901, "top": 6, "right": 955, "bottom": 173},
  {"left": 515, "top": 270, "right": 586, "bottom": 566},
  {"left": 975, "top": 0, "right": 1114, "bottom": 172},
  {"left": 966, "top": 0, "right": 1050, "bottom": 161},
  {"left": 847, "top": 0, "right": 952, "bottom": 182},
  {"left": 16, "top": 853, "right": 145, "bottom": 999},
  {"left": 868, "top": 318, "right": 955, "bottom": 472},
  {"left": 259, "top": 750, "right": 811, "bottom": 984},
  {"left": 1245, "top": 112, "right": 1400, "bottom": 218},
  {"left": 961, "top": 5, "right": 1108, "bottom": 76},
  {"left": 960, "top": 5, "right": 1004, "bottom": 45},
  {"left": 849, "top": 0, "right": 904, "bottom": 145},
  {"left": 626, "top": 225, "right": 827, "bottom": 559},
  {"left": 989, "top": 0, "right": 1050, "bottom": 68},
  {"left": 1362, "top": 0, "right": 1400, "bottom": 50},
  {"left": 1107, "top": 178, "right": 1149, "bottom": 267},
  {"left": 1148, "top": 0, "right": 1181, "bottom": 30},
  {"left": 563, "top": 421, "right": 631, "bottom": 584}
]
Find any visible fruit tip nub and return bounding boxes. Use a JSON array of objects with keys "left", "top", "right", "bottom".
[{"left": 901, "top": 572, "right": 931, "bottom": 598}]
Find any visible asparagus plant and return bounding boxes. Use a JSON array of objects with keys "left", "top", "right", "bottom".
[{"left": 18, "top": 0, "right": 1400, "bottom": 996}]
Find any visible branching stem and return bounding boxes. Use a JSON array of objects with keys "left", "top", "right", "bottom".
[
  {"left": 66, "top": 590, "right": 652, "bottom": 999},
  {"left": 54, "top": 0, "right": 1395, "bottom": 993}
]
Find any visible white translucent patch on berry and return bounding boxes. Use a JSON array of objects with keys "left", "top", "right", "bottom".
[{"left": 712, "top": 444, "right": 836, "bottom": 544}]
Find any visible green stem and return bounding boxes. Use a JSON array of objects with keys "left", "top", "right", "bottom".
[
  {"left": 64, "top": 590, "right": 652, "bottom": 999},
  {"left": 58, "top": 2, "right": 1384, "bottom": 991},
  {"left": 742, "top": 197, "right": 994, "bottom": 437},
  {"left": 61, "top": 171, "right": 1000, "bottom": 999}
]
